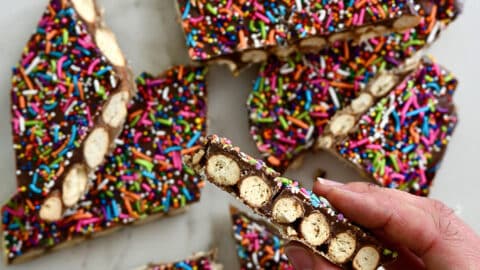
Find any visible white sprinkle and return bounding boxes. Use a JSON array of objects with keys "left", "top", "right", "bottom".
[
  {"left": 318, "top": 9, "right": 326, "bottom": 21},
  {"left": 162, "top": 87, "right": 170, "bottom": 101},
  {"left": 295, "top": 0, "right": 302, "bottom": 10},
  {"left": 328, "top": 87, "right": 340, "bottom": 109},
  {"left": 44, "top": 180, "right": 55, "bottom": 189},
  {"left": 94, "top": 79, "right": 100, "bottom": 92},
  {"left": 22, "top": 89, "right": 38, "bottom": 96},
  {"left": 110, "top": 75, "right": 117, "bottom": 88},
  {"left": 65, "top": 100, "right": 77, "bottom": 115},
  {"left": 115, "top": 139, "right": 124, "bottom": 145},
  {"left": 25, "top": 56, "right": 41, "bottom": 75},
  {"left": 280, "top": 63, "right": 294, "bottom": 74},
  {"left": 427, "top": 21, "right": 441, "bottom": 44},
  {"left": 19, "top": 116, "right": 25, "bottom": 134},
  {"left": 336, "top": 68, "right": 350, "bottom": 77},
  {"left": 70, "top": 65, "right": 81, "bottom": 72},
  {"left": 97, "top": 178, "right": 109, "bottom": 190}
]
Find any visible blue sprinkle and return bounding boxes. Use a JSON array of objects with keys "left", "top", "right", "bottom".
[
  {"left": 175, "top": 262, "right": 192, "bottom": 270},
  {"left": 111, "top": 200, "right": 119, "bottom": 218},
  {"left": 29, "top": 183, "right": 42, "bottom": 194},
  {"left": 164, "top": 146, "right": 182, "bottom": 154},
  {"left": 96, "top": 66, "right": 112, "bottom": 76},
  {"left": 392, "top": 110, "right": 400, "bottom": 132},
  {"left": 182, "top": 1, "right": 191, "bottom": 19},
  {"left": 406, "top": 106, "right": 430, "bottom": 117},
  {"left": 422, "top": 115, "right": 430, "bottom": 136},
  {"left": 186, "top": 131, "right": 201, "bottom": 148},
  {"left": 401, "top": 144, "right": 415, "bottom": 153},
  {"left": 182, "top": 187, "right": 192, "bottom": 201}
]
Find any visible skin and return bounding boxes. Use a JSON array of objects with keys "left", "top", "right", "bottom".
[{"left": 285, "top": 179, "right": 480, "bottom": 270}]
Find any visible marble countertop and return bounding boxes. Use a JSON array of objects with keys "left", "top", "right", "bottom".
[{"left": 0, "top": 1, "right": 479, "bottom": 269}]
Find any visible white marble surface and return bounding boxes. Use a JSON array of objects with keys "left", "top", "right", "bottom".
[{"left": 0, "top": 1, "right": 479, "bottom": 269}]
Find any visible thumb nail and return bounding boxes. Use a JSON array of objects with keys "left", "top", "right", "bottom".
[
  {"left": 317, "top": 177, "right": 343, "bottom": 186},
  {"left": 285, "top": 245, "right": 314, "bottom": 270}
]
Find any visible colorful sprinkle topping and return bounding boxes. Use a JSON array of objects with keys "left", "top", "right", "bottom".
[
  {"left": 11, "top": 0, "right": 118, "bottom": 199},
  {"left": 141, "top": 251, "right": 218, "bottom": 270},
  {"left": 178, "top": 0, "right": 415, "bottom": 61},
  {"left": 230, "top": 207, "right": 293, "bottom": 270},
  {"left": 247, "top": 0, "right": 459, "bottom": 171},
  {"left": 2, "top": 66, "right": 208, "bottom": 263},
  {"left": 336, "top": 59, "right": 457, "bottom": 196}
]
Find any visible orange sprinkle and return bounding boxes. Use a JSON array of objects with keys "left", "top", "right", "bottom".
[
  {"left": 330, "top": 81, "right": 355, "bottom": 89},
  {"left": 287, "top": 115, "right": 310, "bottom": 129},
  {"left": 181, "top": 145, "right": 201, "bottom": 155},
  {"left": 267, "top": 156, "right": 281, "bottom": 167},
  {"left": 52, "top": 135, "right": 70, "bottom": 157},
  {"left": 131, "top": 148, "right": 152, "bottom": 162},
  {"left": 19, "top": 66, "right": 34, "bottom": 90}
]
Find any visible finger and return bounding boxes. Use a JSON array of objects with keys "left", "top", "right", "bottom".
[
  {"left": 314, "top": 179, "right": 423, "bottom": 206},
  {"left": 312, "top": 183, "right": 438, "bottom": 257},
  {"left": 285, "top": 242, "right": 340, "bottom": 270}
]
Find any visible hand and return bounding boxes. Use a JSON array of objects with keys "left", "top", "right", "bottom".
[{"left": 285, "top": 179, "right": 480, "bottom": 270}]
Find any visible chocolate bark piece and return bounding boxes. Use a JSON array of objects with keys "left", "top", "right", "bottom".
[
  {"left": 185, "top": 135, "right": 397, "bottom": 270},
  {"left": 2, "top": 66, "right": 207, "bottom": 264},
  {"left": 247, "top": 0, "right": 461, "bottom": 172},
  {"left": 177, "top": 0, "right": 422, "bottom": 74},
  {"left": 10, "top": 0, "right": 135, "bottom": 219},
  {"left": 330, "top": 58, "right": 458, "bottom": 196},
  {"left": 230, "top": 206, "right": 293, "bottom": 270},
  {"left": 132, "top": 250, "right": 223, "bottom": 270}
]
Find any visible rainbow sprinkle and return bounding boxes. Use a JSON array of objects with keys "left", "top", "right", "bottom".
[
  {"left": 230, "top": 206, "right": 293, "bottom": 270},
  {"left": 10, "top": 0, "right": 119, "bottom": 200},
  {"left": 2, "top": 66, "right": 208, "bottom": 263},
  {"left": 178, "top": 0, "right": 415, "bottom": 62},
  {"left": 336, "top": 59, "right": 457, "bottom": 196},
  {"left": 140, "top": 250, "right": 219, "bottom": 270},
  {"left": 247, "top": 0, "right": 459, "bottom": 171}
]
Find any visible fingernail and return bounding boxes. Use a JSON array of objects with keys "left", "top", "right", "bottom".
[
  {"left": 285, "top": 245, "right": 314, "bottom": 270},
  {"left": 317, "top": 177, "right": 343, "bottom": 186}
]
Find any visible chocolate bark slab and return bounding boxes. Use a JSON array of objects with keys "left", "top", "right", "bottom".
[
  {"left": 177, "top": 0, "right": 422, "bottom": 74},
  {"left": 2, "top": 66, "right": 208, "bottom": 264},
  {"left": 185, "top": 135, "right": 397, "bottom": 270},
  {"left": 132, "top": 250, "right": 223, "bottom": 270},
  {"left": 10, "top": 0, "right": 135, "bottom": 220},
  {"left": 330, "top": 58, "right": 458, "bottom": 196},
  {"left": 247, "top": 0, "right": 461, "bottom": 172},
  {"left": 230, "top": 206, "right": 293, "bottom": 270}
]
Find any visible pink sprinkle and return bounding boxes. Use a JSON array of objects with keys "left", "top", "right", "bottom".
[
  {"left": 154, "top": 154, "right": 166, "bottom": 161},
  {"left": 366, "top": 144, "right": 382, "bottom": 150},
  {"left": 171, "top": 185, "right": 179, "bottom": 193},
  {"left": 57, "top": 56, "right": 67, "bottom": 79},
  {"left": 172, "top": 151, "right": 182, "bottom": 170},
  {"left": 189, "top": 16, "right": 205, "bottom": 24},
  {"left": 254, "top": 12, "right": 270, "bottom": 23},
  {"left": 226, "top": 0, "right": 232, "bottom": 9},
  {"left": 87, "top": 58, "right": 101, "bottom": 75},
  {"left": 349, "top": 138, "right": 369, "bottom": 149},
  {"left": 310, "top": 111, "right": 329, "bottom": 118},
  {"left": 121, "top": 175, "right": 137, "bottom": 181},
  {"left": 21, "top": 52, "right": 35, "bottom": 66},
  {"left": 419, "top": 169, "right": 427, "bottom": 185},
  {"left": 278, "top": 137, "right": 297, "bottom": 145},
  {"left": 133, "top": 132, "right": 142, "bottom": 144},
  {"left": 358, "top": 8, "right": 365, "bottom": 25},
  {"left": 142, "top": 183, "right": 152, "bottom": 192},
  {"left": 352, "top": 13, "right": 358, "bottom": 26},
  {"left": 86, "top": 106, "right": 93, "bottom": 127},
  {"left": 391, "top": 173, "right": 406, "bottom": 180}
]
